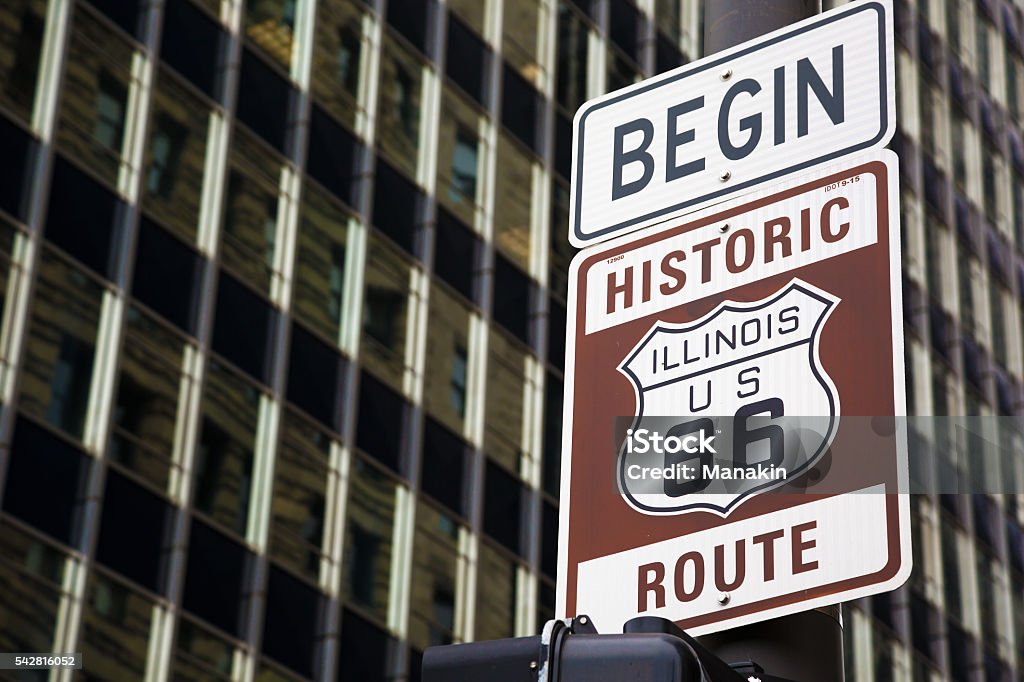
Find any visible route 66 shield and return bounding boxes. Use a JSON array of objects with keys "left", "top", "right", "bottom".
[{"left": 616, "top": 279, "right": 840, "bottom": 515}]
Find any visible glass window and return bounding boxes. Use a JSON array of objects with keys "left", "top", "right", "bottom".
[
  {"left": 312, "top": 0, "right": 364, "bottom": 130},
  {"left": 132, "top": 217, "right": 202, "bottom": 334},
  {"left": 293, "top": 182, "right": 348, "bottom": 341},
  {"left": 339, "top": 607, "right": 393, "bottom": 682},
  {"left": 161, "top": 0, "right": 225, "bottom": 99},
  {"left": 542, "top": 500, "right": 558, "bottom": 579},
  {"left": 373, "top": 156, "right": 422, "bottom": 255},
  {"left": 361, "top": 234, "right": 412, "bottom": 390},
  {"left": 981, "top": 141, "right": 1000, "bottom": 221},
  {"left": 655, "top": 31, "right": 685, "bottom": 74},
  {"left": 172, "top": 616, "right": 235, "bottom": 681},
  {"left": 556, "top": 2, "right": 589, "bottom": 113},
  {"left": 386, "top": 0, "right": 430, "bottom": 54},
  {"left": 475, "top": 541, "right": 518, "bottom": 640},
  {"left": 356, "top": 370, "right": 407, "bottom": 473},
  {"left": 423, "top": 283, "right": 471, "bottom": 433},
  {"left": 655, "top": 0, "right": 682, "bottom": 43},
  {"left": 262, "top": 564, "right": 320, "bottom": 678},
  {"left": 0, "top": 0, "right": 46, "bottom": 126},
  {"left": 448, "top": 0, "right": 485, "bottom": 35},
  {"left": 80, "top": 573, "right": 154, "bottom": 680},
  {"left": 977, "top": 18, "right": 993, "bottom": 93},
  {"left": 409, "top": 501, "right": 463, "bottom": 649},
  {"left": 609, "top": 0, "right": 642, "bottom": 64},
  {"left": 493, "top": 133, "right": 534, "bottom": 270},
  {"left": 287, "top": 321, "right": 346, "bottom": 429},
  {"left": 195, "top": 360, "right": 261, "bottom": 535},
  {"left": 222, "top": 128, "right": 285, "bottom": 295},
  {"left": 19, "top": 249, "right": 102, "bottom": 440},
  {"left": 485, "top": 328, "right": 527, "bottom": 473},
  {"left": 607, "top": 47, "right": 640, "bottom": 92},
  {"left": 542, "top": 373, "right": 562, "bottom": 498},
  {"left": 483, "top": 459, "right": 524, "bottom": 555},
  {"left": 57, "top": 6, "right": 135, "bottom": 186},
  {"left": 343, "top": 456, "right": 398, "bottom": 620},
  {"left": 307, "top": 103, "right": 359, "bottom": 206},
  {"left": 0, "top": 522, "right": 64, "bottom": 658},
  {"left": 3, "top": 416, "right": 88, "bottom": 545},
  {"left": 548, "top": 294, "right": 566, "bottom": 369},
  {"left": 237, "top": 46, "right": 294, "bottom": 153},
  {"left": 421, "top": 415, "right": 467, "bottom": 516},
  {"left": 493, "top": 253, "right": 532, "bottom": 345},
  {"left": 377, "top": 33, "right": 424, "bottom": 179},
  {"left": 141, "top": 68, "right": 211, "bottom": 243},
  {"left": 433, "top": 207, "right": 478, "bottom": 303},
  {"left": 552, "top": 180, "right": 577, "bottom": 296},
  {"left": 270, "top": 411, "right": 330, "bottom": 581},
  {"left": 0, "top": 115, "right": 35, "bottom": 223},
  {"left": 437, "top": 87, "right": 484, "bottom": 228},
  {"left": 110, "top": 306, "right": 188, "bottom": 492},
  {"left": 502, "top": 62, "right": 542, "bottom": 154},
  {"left": 183, "top": 518, "right": 251, "bottom": 638},
  {"left": 211, "top": 270, "right": 275, "bottom": 384},
  {"left": 503, "top": 0, "right": 544, "bottom": 88},
  {"left": 96, "top": 468, "right": 171, "bottom": 594},
  {"left": 446, "top": 13, "right": 489, "bottom": 106},
  {"left": 245, "top": 0, "right": 296, "bottom": 70},
  {"left": 46, "top": 155, "right": 122, "bottom": 279}
]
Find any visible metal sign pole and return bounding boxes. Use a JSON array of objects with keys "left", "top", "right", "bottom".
[{"left": 699, "top": 3, "right": 845, "bottom": 681}]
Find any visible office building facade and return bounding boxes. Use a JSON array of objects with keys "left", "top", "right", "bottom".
[{"left": 0, "top": 0, "right": 1021, "bottom": 680}]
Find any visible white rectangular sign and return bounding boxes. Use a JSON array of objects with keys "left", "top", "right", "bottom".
[{"left": 569, "top": 0, "right": 894, "bottom": 248}]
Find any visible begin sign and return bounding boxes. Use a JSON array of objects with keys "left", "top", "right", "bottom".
[
  {"left": 569, "top": 0, "right": 894, "bottom": 247},
  {"left": 557, "top": 150, "right": 910, "bottom": 635}
]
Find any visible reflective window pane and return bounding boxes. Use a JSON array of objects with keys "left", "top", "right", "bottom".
[
  {"left": 475, "top": 541, "right": 517, "bottom": 640},
  {"left": 423, "top": 284, "right": 470, "bottom": 433},
  {"left": 3, "top": 416, "right": 88, "bottom": 546},
  {"left": 141, "top": 68, "right": 211, "bottom": 243},
  {"left": 245, "top": 0, "right": 296, "bottom": 70},
  {"left": 80, "top": 573, "right": 154, "bottom": 680},
  {"left": 262, "top": 564, "right": 320, "bottom": 678},
  {"left": 96, "top": 468, "right": 172, "bottom": 593},
  {"left": 270, "top": 410, "right": 330, "bottom": 581},
  {"left": 503, "top": 0, "right": 544, "bottom": 88},
  {"left": 19, "top": 250, "right": 103, "bottom": 440},
  {"left": 409, "top": 501, "right": 461, "bottom": 649},
  {"left": 493, "top": 133, "right": 534, "bottom": 270},
  {"left": 0, "top": 522, "right": 64, "bottom": 657},
  {"left": 161, "top": 0, "right": 225, "bottom": 99},
  {"left": 342, "top": 456, "right": 397, "bottom": 620},
  {"left": 312, "top": 0, "right": 364, "bottom": 130},
  {"left": 437, "top": 87, "right": 484, "bottom": 228},
  {"left": 57, "top": 6, "right": 135, "bottom": 186},
  {"left": 172, "top": 617, "right": 235, "bottom": 681},
  {"left": 485, "top": 328, "right": 526, "bottom": 473},
  {"left": 293, "top": 182, "right": 349, "bottom": 341},
  {"left": 377, "top": 33, "right": 424, "bottom": 178},
  {"left": 361, "top": 234, "right": 411, "bottom": 390},
  {"left": 111, "top": 306, "right": 187, "bottom": 491},
  {"left": 195, "top": 361, "right": 261, "bottom": 534},
  {"left": 183, "top": 518, "right": 251, "bottom": 638},
  {"left": 0, "top": 0, "right": 46, "bottom": 126}
]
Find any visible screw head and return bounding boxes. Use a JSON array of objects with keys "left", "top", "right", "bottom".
[
  {"left": 719, "top": 170, "right": 732, "bottom": 182},
  {"left": 579, "top": 616, "right": 588, "bottom": 624},
  {"left": 719, "top": 223, "right": 730, "bottom": 233},
  {"left": 530, "top": 661, "right": 538, "bottom": 670},
  {"left": 748, "top": 677, "right": 762, "bottom": 682},
  {"left": 717, "top": 592, "right": 731, "bottom": 605},
  {"left": 721, "top": 68, "right": 733, "bottom": 80}
]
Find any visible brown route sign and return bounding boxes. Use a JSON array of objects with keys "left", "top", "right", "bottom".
[{"left": 556, "top": 150, "right": 910, "bottom": 636}]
